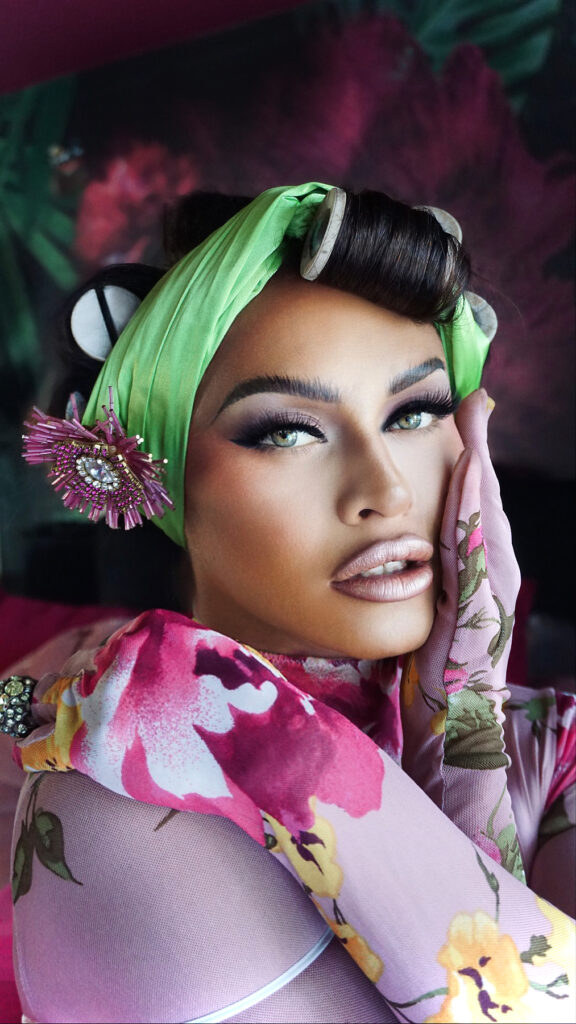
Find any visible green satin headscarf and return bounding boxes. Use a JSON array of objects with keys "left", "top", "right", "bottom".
[{"left": 83, "top": 182, "right": 491, "bottom": 547}]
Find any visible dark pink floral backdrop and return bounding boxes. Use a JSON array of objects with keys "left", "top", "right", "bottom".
[{"left": 68, "top": 12, "right": 575, "bottom": 479}]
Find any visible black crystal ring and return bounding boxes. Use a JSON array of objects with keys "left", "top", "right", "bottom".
[{"left": 0, "top": 675, "right": 37, "bottom": 738}]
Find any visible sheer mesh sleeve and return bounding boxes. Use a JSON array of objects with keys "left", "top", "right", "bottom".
[{"left": 12, "top": 771, "right": 395, "bottom": 1023}]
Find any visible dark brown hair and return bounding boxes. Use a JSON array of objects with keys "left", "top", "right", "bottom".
[
  {"left": 163, "top": 191, "right": 253, "bottom": 266},
  {"left": 318, "top": 189, "right": 469, "bottom": 323}
]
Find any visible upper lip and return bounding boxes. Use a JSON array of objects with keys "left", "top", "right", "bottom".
[{"left": 332, "top": 535, "right": 434, "bottom": 582}]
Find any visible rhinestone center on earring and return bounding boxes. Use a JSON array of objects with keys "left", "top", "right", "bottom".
[{"left": 76, "top": 453, "right": 121, "bottom": 491}]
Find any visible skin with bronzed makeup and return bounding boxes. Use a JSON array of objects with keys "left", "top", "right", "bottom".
[{"left": 185, "top": 275, "right": 464, "bottom": 659}]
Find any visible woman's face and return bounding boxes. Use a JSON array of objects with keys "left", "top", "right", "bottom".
[{"left": 185, "top": 275, "right": 463, "bottom": 658}]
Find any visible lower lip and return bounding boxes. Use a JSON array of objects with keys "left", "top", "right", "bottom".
[{"left": 331, "top": 563, "right": 434, "bottom": 603}]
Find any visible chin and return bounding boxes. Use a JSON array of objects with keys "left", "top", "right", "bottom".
[
  {"left": 326, "top": 597, "right": 436, "bottom": 661},
  {"left": 203, "top": 589, "right": 437, "bottom": 662},
  {"left": 335, "top": 630, "right": 432, "bottom": 662}
]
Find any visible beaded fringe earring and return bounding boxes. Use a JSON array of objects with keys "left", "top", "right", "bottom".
[{"left": 22, "top": 269, "right": 174, "bottom": 530}]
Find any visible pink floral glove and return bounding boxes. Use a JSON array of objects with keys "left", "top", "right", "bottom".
[{"left": 401, "top": 388, "right": 524, "bottom": 879}]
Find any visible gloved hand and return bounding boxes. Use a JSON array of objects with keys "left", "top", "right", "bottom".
[{"left": 401, "top": 388, "right": 524, "bottom": 879}]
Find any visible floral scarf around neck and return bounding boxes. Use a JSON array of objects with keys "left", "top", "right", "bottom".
[{"left": 13, "top": 609, "right": 576, "bottom": 1023}]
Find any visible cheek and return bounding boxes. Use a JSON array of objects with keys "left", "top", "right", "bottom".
[
  {"left": 185, "top": 446, "right": 313, "bottom": 566},
  {"left": 435, "top": 419, "right": 464, "bottom": 484},
  {"left": 186, "top": 451, "right": 255, "bottom": 540},
  {"left": 446, "top": 417, "right": 465, "bottom": 463},
  {"left": 411, "top": 422, "right": 464, "bottom": 532}
]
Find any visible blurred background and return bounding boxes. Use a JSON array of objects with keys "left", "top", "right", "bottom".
[{"left": 0, "top": 0, "right": 574, "bottom": 685}]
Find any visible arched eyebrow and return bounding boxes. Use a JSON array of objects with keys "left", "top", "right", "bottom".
[
  {"left": 217, "top": 375, "right": 341, "bottom": 415},
  {"left": 389, "top": 357, "right": 446, "bottom": 394},
  {"left": 217, "top": 358, "right": 447, "bottom": 415}
]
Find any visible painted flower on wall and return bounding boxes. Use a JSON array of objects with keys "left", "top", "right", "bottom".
[{"left": 74, "top": 143, "right": 198, "bottom": 266}]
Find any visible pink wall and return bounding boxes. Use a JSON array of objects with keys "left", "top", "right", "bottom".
[{"left": 0, "top": 0, "right": 306, "bottom": 94}]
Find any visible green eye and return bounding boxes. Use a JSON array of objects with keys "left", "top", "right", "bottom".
[
  {"left": 270, "top": 429, "right": 299, "bottom": 447},
  {"left": 393, "top": 411, "right": 424, "bottom": 430},
  {"left": 264, "top": 427, "right": 320, "bottom": 448},
  {"left": 234, "top": 417, "right": 325, "bottom": 449}
]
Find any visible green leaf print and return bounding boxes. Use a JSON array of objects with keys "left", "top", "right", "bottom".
[
  {"left": 444, "top": 689, "right": 508, "bottom": 769},
  {"left": 493, "top": 823, "right": 524, "bottom": 880},
  {"left": 520, "top": 934, "right": 552, "bottom": 964},
  {"left": 12, "top": 775, "right": 82, "bottom": 902},
  {"left": 32, "top": 810, "right": 82, "bottom": 885},
  {"left": 487, "top": 594, "right": 515, "bottom": 668},
  {"left": 482, "top": 784, "right": 525, "bottom": 881},
  {"left": 457, "top": 511, "right": 488, "bottom": 610},
  {"left": 329, "top": 0, "right": 562, "bottom": 109},
  {"left": 11, "top": 822, "right": 34, "bottom": 904},
  {"left": 538, "top": 791, "right": 573, "bottom": 844},
  {"left": 506, "top": 695, "right": 556, "bottom": 740},
  {"left": 475, "top": 851, "right": 500, "bottom": 920},
  {"left": 458, "top": 607, "right": 496, "bottom": 631}
]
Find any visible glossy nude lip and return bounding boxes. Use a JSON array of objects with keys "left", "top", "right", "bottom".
[{"left": 331, "top": 535, "right": 434, "bottom": 603}]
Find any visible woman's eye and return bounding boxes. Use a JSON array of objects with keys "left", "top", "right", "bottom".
[
  {"left": 389, "top": 410, "right": 433, "bottom": 431},
  {"left": 385, "top": 393, "right": 459, "bottom": 433},
  {"left": 232, "top": 418, "right": 325, "bottom": 449},
  {"left": 262, "top": 427, "right": 317, "bottom": 447}
]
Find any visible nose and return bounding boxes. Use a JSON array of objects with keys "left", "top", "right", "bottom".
[{"left": 336, "top": 435, "right": 413, "bottom": 524}]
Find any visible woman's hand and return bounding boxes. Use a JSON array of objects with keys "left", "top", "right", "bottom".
[{"left": 402, "top": 388, "right": 524, "bottom": 878}]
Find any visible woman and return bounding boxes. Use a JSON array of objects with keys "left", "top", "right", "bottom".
[{"left": 2, "top": 183, "right": 574, "bottom": 1022}]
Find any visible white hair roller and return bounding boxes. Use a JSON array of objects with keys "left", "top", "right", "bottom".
[
  {"left": 465, "top": 291, "right": 498, "bottom": 341},
  {"left": 300, "top": 187, "right": 347, "bottom": 281},
  {"left": 415, "top": 205, "right": 463, "bottom": 243},
  {"left": 70, "top": 285, "right": 142, "bottom": 362}
]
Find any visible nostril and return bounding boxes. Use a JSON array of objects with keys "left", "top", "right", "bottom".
[{"left": 358, "top": 509, "right": 372, "bottom": 519}]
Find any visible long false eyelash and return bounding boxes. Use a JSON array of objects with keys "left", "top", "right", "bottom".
[
  {"left": 232, "top": 411, "right": 326, "bottom": 449},
  {"left": 384, "top": 389, "right": 460, "bottom": 429}
]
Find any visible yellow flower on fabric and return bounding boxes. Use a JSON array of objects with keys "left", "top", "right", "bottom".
[
  {"left": 331, "top": 919, "right": 383, "bottom": 982},
  {"left": 265, "top": 800, "right": 343, "bottom": 898},
  {"left": 265, "top": 802, "right": 383, "bottom": 983},
  {"left": 401, "top": 656, "right": 419, "bottom": 709},
  {"left": 328, "top": 914, "right": 383, "bottom": 981},
  {"left": 18, "top": 674, "right": 83, "bottom": 773},
  {"left": 50, "top": 675, "right": 85, "bottom": 767},
  {"left": 431, "top": 708, "right": 447, "bottom": 735},
  {"left": 427, "top": 910, "right": 533, "bottom": 1023},
  {"left": 242, "top": 644, "right": 284, "bottom": 677},
  {"left": 308, "top": 896, "right": 383, "bottom": 983}
]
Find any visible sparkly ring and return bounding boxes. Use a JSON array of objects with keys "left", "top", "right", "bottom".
[{"left": 0, "top": 676, "right": 37, "bottom": 738}]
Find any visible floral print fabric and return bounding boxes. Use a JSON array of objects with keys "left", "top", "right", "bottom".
[
  {"left": 13, "top": 609, "right": 576, "bottom": 1022},
  {"left": 401, "top": 416, "right": 526, "bottom": 884},
  {"left": 16, "top": 611, "right": 387, "bottom": 840}
]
